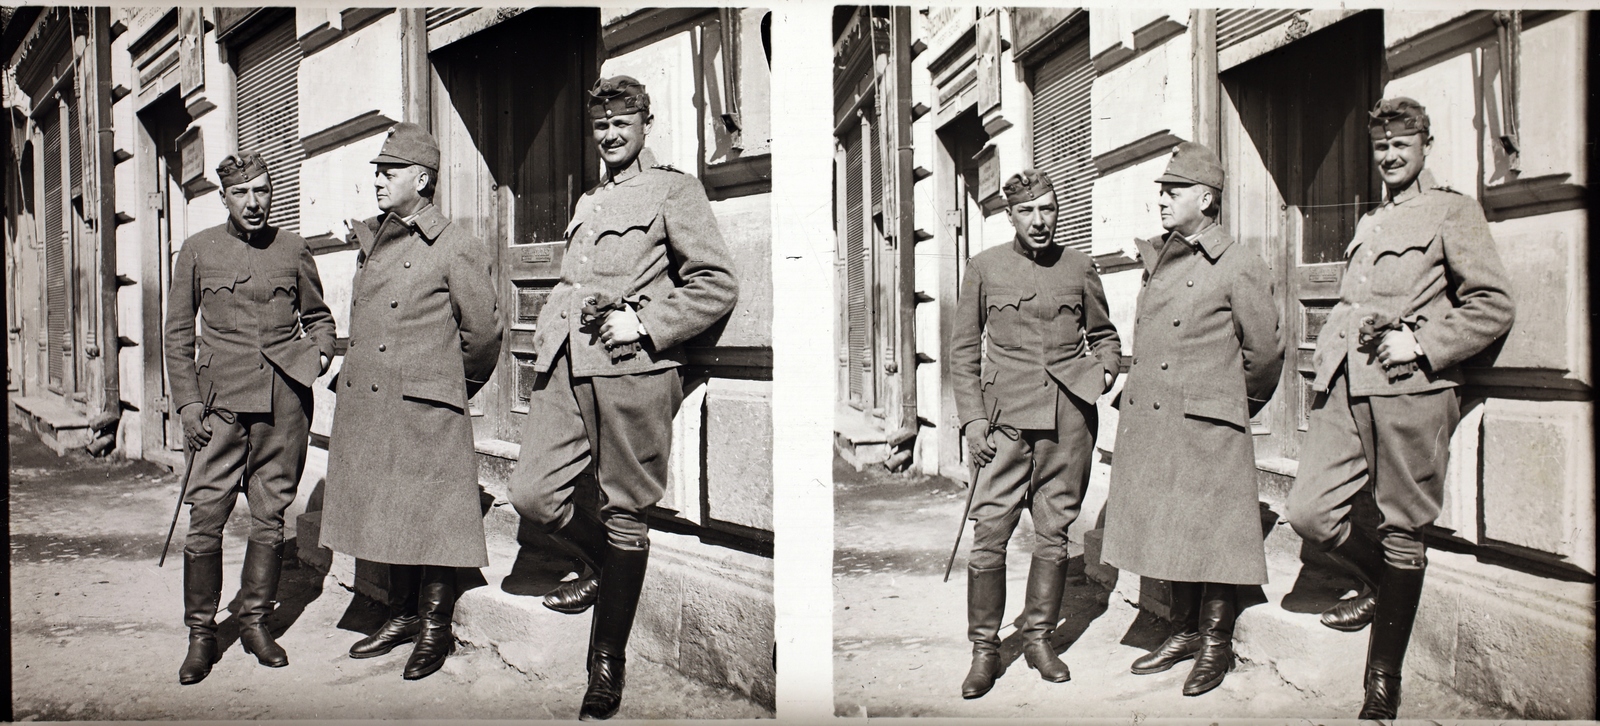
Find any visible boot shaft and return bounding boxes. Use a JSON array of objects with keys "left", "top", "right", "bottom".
[
  {"left": 1366, "top": 564, "right": 1427, "bottom": 677},
  {"left": 1019, "top": 556, "right": 1068, "bottom": 642},
  {"left": 590, "top": 542, "right": 651, "bottom": 660},
  {"left": 237, "top": 541, "right": 284, "bottom": 626},
  {"left": 183, "top": 549, "right": 225, "bottom": 633},
  {"left": 966, "top": 565, "right": 1007, "bottom": 650}
]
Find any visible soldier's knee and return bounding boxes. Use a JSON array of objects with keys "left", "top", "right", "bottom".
[
  {"left": 1286, "top": 502, "right": 1340, "bottom": 548},
  {"left": 509, "top": 487, "right": 565, "bottom": 531},
  {"left": 968, "top": 547, "right": 1006, "bottom": 571},
  {"left": 184, "top": 530, "right": 223, "bottom": 554}
]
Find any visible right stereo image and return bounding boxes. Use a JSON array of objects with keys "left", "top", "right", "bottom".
[{"left": 831, "top": 6, "right": 1594, "bottom": 719}]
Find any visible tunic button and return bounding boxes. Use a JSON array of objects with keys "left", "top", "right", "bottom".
[
  {"left": 559, "top": 311, "right": 568, "bottom": 319},
  {"left": 372, "top": 383, "right": 379, "bottom": 392},
  {"left": 259, "top": 362, "right": 264, "bottom": 370},
  {"left": 1160, "top": 362, "right": 1168, "bottom": 370},
  {"left": 574, "top": 283, "right": 583, "bottom": 290},
  {"left": 404, "top": 261, "right": 411, "bottom": 269},
  {"left": 346, "top": 378, "right": 352, "bottom": 388},
  {"left": 1339, "top": 331, "right": 1346, "bottom": 338},
  {"left": 378, "top": 344, "right": 386, "bottom": 352},
  {"left": 1173, "top": 319, "right": 1181, "bottom": 327},
  {"left": 1153, "top": 402, "right": 1160, "bottom": 410},
  {"left": 1187, "top": 280, "right": 1194, "bottom": 287},
  {"left": 581, "top": 256, "right": 589, "bottom": 263},
  {"left": 390, "top": 300, "right": 398, "bottom": 308},
  {"left": 1352, "top": 303, "right": 1361, "bottom": 310}
]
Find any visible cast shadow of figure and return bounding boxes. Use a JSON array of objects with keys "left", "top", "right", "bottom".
[
  {"left": 995, "top": 555, "right": 1112, "bottom": 675},
  {"left": 208, "top": 480, "right": 330, "bottom": 656},
  {"left": 1282, "top": 488, "right": 1383, "bottom": 614},
  {"left": 503, "top": 472, "right": 597, "bottom": 598}
]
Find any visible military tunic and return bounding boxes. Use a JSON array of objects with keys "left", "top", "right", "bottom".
[
  {"left": 949, "top": 241, "right": 1120, "bottom": 569},
  {"left": 321, "top": 205, "right": 504, "bottom": 568},
  {"left": 164, "top": 221, "right": 336, "bottom": 551},
  {"left": 510, "top": 149, "right": 738, "bottom": 540},
  {"left": 1289, "top": 172, "right": 1514, "bottom": 561},
  {"left": 1101, "top": 224, "right": 1284, "bottom": 585}
]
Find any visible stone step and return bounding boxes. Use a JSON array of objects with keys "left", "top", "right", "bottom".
[
  {"left": 10, "top": 395, "right": 95, "bottom": 454},
  {"left": 1232, "top": 555, "right": 1368, "bottom": 701}
]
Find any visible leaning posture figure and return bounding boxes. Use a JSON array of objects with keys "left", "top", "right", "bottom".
[
  {"left": 1288, "top": 97, "right": 1514, "bottom": 719},
  {"left": 1102, "top": 142, "right": 1285, "bottom": 698},
  {"left": 164, "top": 152, "right": 336, "bottom": 684},
  {"left": 947, "top": 170, "right": 1120, "bottom": 698},
  {"left": 508, "top": 76, "right": 739, "bottom": 721},
  {"left": 320, "top": 122, "right": 504, "bottom": 681}
]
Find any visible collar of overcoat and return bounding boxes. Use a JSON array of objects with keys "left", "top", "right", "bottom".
[
  {"left": 364, "top": 203, "right": 450, "bottom": 256},
  {"left": 1138, "top": 221, "right": 1233, "bottom": 275}
]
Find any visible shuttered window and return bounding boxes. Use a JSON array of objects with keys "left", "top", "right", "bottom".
[
  {"left": 1030, "top": 36, "right": 1093, "bottom": 253},
  {"left": 843, "top": 122, "right": 868, "bottom": 403},
  {"left": 41, "top": 108, "right": 67, "bottom": 389},
  {"left": 235, "top": 17, "right": 303, "bottom": 232}
]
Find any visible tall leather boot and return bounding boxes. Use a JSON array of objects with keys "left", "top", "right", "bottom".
[
  {"left": 580, "top": 542, "right": 650, "bottom": 721},
  {"left": 544, "top": 511, "right": 611, "bottom": 615},
  {"left": 1321, "top": 526, "right": 1385, "bottom": 632},
  {"left": 350, "top": 564, "right": 421, "bottom": 658},
  {"left": 179, "top": 549, "right": 224, "bottom": 685},
  {"left": 1132, "top": 580, "right": 1201, "bottom": 674},
  {"left": 403, "top": 565, "right": 458, "bottom": 680},
  {"left": 961, "top": 565, "right": 1007, "bottom": 698},
  {"left": 1182, "top": 582, "right": 1236, "bottom": 696},
  {"left": 1359, "top": 563, "right": 1426, "bottom": 719},
  {"left": 237, "top": 540, "right": 289, "bottom": 668},
  {"left": 1019, "top": 555, "right": 1071, "bottom": 683}
]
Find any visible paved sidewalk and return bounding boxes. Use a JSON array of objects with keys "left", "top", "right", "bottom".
[
  {"left": 832, "top": 455, "right": 1511, "bottom": 720},
  {"left": 8, "top": 414, "right": 769, "bottom": 721}
]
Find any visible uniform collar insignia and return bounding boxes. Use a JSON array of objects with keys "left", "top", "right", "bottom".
[
  {"left": 410, "top": 204, "right": 450, "bottom": 243},
  {"left": 1166, "top": 222, "right": 1233, "bottom": 260},
  {"left": 606, "top": 148, "right": 658, "bottom": 187},
  {"left": 1387, "top": 170, "right": 1437, "bottom": 207}
]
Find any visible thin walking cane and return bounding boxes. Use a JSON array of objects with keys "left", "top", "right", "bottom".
[{"left": 944, "top": 399, "right": 1002, "bottom": 583}]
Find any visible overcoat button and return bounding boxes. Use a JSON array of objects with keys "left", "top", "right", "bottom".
[
  {"left": 1160, "top": 362, "right": 1168, "bottom": 370},
  {"left": 378, "top": 344, "right": 386, "bottom": 352},
  {"left": 1153, "top": 402, "right": 1160, "bottom": 410},
  {"left": 390, "top": 300, "right": 398, "bottom": 308},
  {"left": 1187, "top": 280, "right": 1194, "bottom": 287},
  {"left": 372, "top": 383, "right": 379, "bottom": 392},
  {"left": 404, "top": 261, "right": 411, "bottom": 268},
  {"left": 1173, "top": 319, "right": 1181, "bottom": 327},
  {"left": 259, "top": 363, "right": 264, "bottom": 370},
  {"left": 346, "top": 378, "right": 351, "bottom": 388}
]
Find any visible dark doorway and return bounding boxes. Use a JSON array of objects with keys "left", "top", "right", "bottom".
[{"left": 137, "top": 89, "right": 195, "bottom": 454}]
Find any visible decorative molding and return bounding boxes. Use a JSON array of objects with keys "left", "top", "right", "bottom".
[
  {"left": 702, "top": 153, "right": 771, "bottom": 201},
  {"left": 1482, "top": 173, "right": 1586, "bottom": 223},
  {"left": 599, "top": 7, "right": 714, "bottom": 57},
  {"left": 300, "top": 110, "right": 397, "bottom": 159},
  {"left": 1131, "top": 15, "right": 1187, "bottom": 52},
  {"left": 298, "top": 8, "right": 392, "bottom": 57},
  {"left": 1011, "top": 7, "right": 1085, "bottom": 67},
  {"left": 1090, "top": 42, "right": 1136, "bottom": 75},
  {"left": 1092, "top": 129, "right": 1184, "bottom": 177}
]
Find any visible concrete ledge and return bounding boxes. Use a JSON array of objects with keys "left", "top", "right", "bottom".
[{"left": 11, "top": 395, "right": 95, "bottom": 455}]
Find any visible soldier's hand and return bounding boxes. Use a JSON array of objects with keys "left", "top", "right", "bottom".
[
  {"left": 319, "top": 353, "right": 332, "bottom": 376},
  {"left": 1104, "top": 370, "right": 1115, "bottom": 393},
  {"left": 600, "top": 307, "right": 646, "bottom": 347},
  {"left": 179, "top": 403, "right": 213, "bottom": 451},
  {"left": 964, "top": 419, "right": 996, "bottom": 468},
  {"left": 1377, "top": 327, "right": 1424, "bottom": 367}
]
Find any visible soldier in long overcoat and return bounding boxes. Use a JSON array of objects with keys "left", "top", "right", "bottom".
[
  {"left": 508, "top": 76, "right": 738, "bottom": 721},
  {"left": 948, "top": 170, "right": 1120, "bottom": 697},
  {"left": 1287, "top": 98, "right": 1514, "bottom": 719},
  {"left": 320, "top": 123, "right": 503, "bottom": 681},
  {"left": 164, "top": 152, "right": 336, "bottom": 683},
  {"left": 1102, "top": 142, "right": 1284, "bottom": 697}
]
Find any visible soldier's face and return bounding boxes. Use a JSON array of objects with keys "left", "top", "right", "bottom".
[
  {"left": 221, "top": 174, "right": 272, "bottom": 233},
  {"left": 593, "top": 112, "right": 651, "bottom": 169},
  {"left": 1158, "top": 183, "right": 1211, "bottom": 234},
  {"left": 1372, "top": 133, "right": 1430, "bottom": 191},
  {"left": 1007, "top": 192, "right": 1058, "bottom": 252},
  {"left": 374, "top": 163, "right": 428, "bottom": 215}
]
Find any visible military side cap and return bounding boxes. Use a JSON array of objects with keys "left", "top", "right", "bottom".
[
  {"left": 1155, "top": 141, "right": 1225, "bottom": 188},
  {"left": 1369, "top": 97, "right": 1430, "bottom": 140},
  {"left": 371, "top": 122, "right": 440, "bottom": 170},
  {"left": 1003, "top": 169, "right": 1054, "bottom": 206},
  {"left": 589, "top": 75, "right": 650, "bottom": 119},
  {"left": 216, "top": 152, "right": 269, "bottom": 187}
]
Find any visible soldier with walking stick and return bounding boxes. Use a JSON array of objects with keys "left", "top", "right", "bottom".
[
  {"left": 162, "top": 152, "right": 336, "bottom": 684},
  {"left": 947, "top": 170, "right": 1120, "bottom": 699}
]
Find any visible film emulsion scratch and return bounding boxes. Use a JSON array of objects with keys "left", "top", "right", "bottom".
[
  {"left": 831, "top": 6, "right": 1594, "bottom": 721},
  {"left": 4, "top": 6, "right": 775, "bottom": 721}
]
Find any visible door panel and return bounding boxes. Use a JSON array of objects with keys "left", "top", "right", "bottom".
[
  {"left": 431, "top": 8, "right": 600, "bottom": 444},
  {"left": 1221, "top": 11, "right": 1381, "bottom": 461}
]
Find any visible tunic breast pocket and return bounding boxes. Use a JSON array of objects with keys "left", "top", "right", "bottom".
[
  {"left": 267, "top": 269, "right": 299, "bottom": 329},
  {"left": 984, "top": 290, "right": 1027, "bottom": 349},
  {"left": 1047, "top": 290, "right": 1085, "bottom": 352},
  {"left": 199, "top": 274, "right": 243, "bottom": 332},
  {"left": 1370, "top": 233, "right": 1439, "bottom": 297}
]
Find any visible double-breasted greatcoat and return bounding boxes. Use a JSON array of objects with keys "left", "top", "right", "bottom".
[
  {"left": 321, "top": 205, "right": 503, "bottom": 568},
  {"left": 1101, "top": 224, "right": 1284, "bottom": 585}
]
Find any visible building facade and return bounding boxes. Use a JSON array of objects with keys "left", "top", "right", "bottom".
[
  {"left": 834, "top": 7, "right": 1593, "bottom": 717},
  {"left": 5, "top": 6, "right": 775, "bottom": 706}
]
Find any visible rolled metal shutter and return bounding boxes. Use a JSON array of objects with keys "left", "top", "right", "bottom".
[
  {"left": 42, "top": 111, "right": 66, "bottom": 388},
  {"left": 426, "top": 8, "right": 478, "bottom": 32},
  {"left": 1218, "top": 10, "right": 1302, "bottom": 50},
  {"left": 844, "top": 122, "right": 867, "bottom": 403},
  {"left": 1030, "top": 36, "right": 1093, "bottom": 253},
  {"left": 235, "top": 18, "right": 303, "bottom": 233}
]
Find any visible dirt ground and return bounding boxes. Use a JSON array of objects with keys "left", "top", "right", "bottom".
[
  {"left": 8, "top": 414, "right": 769, "bottom": 721},
  {"left": 832, "top": 454, "right": 1509, "bottom": 720}
]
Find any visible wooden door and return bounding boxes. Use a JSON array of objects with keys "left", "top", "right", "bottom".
[
  {"left": 1220, "top": 11, "right": 1382, "bottom": 462},
  {"left": 431, "top": 8, "right": 600, "bottom": 444}
]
